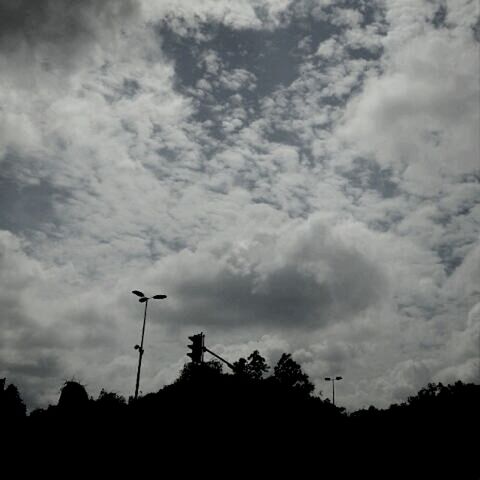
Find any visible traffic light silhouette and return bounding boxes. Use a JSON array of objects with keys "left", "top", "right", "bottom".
[{"left": 187, "top": 333, "right": 205, "bottom": 363}]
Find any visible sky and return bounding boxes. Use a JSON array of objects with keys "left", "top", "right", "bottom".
[{"left": 0, "top": 0, "right": 479, "bottom": 411}]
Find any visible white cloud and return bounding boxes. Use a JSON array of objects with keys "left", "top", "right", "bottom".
[
  {"left": 337, "top": 13, "right": 479, "bottom": 197},
  {"left": 315, "top": 37, "right": 343, "bottom": 59},
  {"left": 140, "top": 0, "right": 295, "bottom": 31},
  {"left": 219, "top": 69, "right": 257, "bottom": 92}
]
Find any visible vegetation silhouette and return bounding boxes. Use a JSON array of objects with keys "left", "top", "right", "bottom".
[
  {"left": 2, "top": 355, "right": 479, "bottom": 477},
  {"left": 58, "top": 380, "right": 89, "bottom": 411},
  {"left": 0, "top": 377, "right": 26, "bottom": 424}
]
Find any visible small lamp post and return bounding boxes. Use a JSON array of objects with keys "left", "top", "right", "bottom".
[{"left": 132, "top": 290, "right": 167, "bottom": 400}]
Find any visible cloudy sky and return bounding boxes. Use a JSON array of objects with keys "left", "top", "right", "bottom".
[{"left": 1, "top": 0, "right": 479, "bottom": 411}]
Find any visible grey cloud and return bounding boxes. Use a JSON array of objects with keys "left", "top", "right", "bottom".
[
  {"left": 0, "top": 232, "right": 64, "bottom": 406},
  {"left": 155, "top": 217, "right": 387, "bottom": 330},
  {"left": 0, "top": 0, "right": 140, "bottom": 71},
  {"left": 293, "top": 340, "right": 359, "bottom": 384},
  {"left": 388, "top": 359, "right": 435, "bottom": 402},
  {"left": 338, "top": 158, "right": 399, "bottom": 199},
  {"left": 0, "top": 160, "right": 68, "bottom": 236},
  {"left": 0, "top": 230, "right": 131, "bottom": 407},
  {"left": 2, "top": 355, "right": 62, "bottom": 380},
  {"left": 0, "top": 0, "right": 139, "bottom": 42},
  {"left": 3, "top": 356, "right": 64, "bottom": 410}
]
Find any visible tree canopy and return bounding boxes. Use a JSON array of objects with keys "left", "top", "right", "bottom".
[{"left": 273, "top": 353, "right": 314, "bottom": 396}]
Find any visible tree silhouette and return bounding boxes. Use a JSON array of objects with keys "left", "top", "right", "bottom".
[
  {"left": 246, "top": 350, "right": 269, "bottom": 380},
  {"left": 0, "top": 379, "right": 26, "bottom": 421},
  {"left": 273, "top": 353, "right": 314, "bottom": 396},
  {"left": 232, "top": 357, "right": 249, "bottom": 376},
  {"left": 58, "top": 380, "right": 89, "bottom": 411},
  {"left": 233, "top": 350, "right": 269, "bottom": 380},
  {"left": 175, "top": 359, "right": 223, "bottom": 384},
  {"left": 97, "top": 389, "right": 126, "bottom": 407}
]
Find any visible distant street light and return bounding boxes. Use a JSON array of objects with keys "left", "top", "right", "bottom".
[
  {"left": 325, "top": 376, "right": 343, "bottom": 406},
  {"left": 132, "top": 290, "right": 167, "bottom": 400}
]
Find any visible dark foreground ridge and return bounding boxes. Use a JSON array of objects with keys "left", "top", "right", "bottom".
[{"left": 1, "top": 355, "right": 479, "bottom": 477}]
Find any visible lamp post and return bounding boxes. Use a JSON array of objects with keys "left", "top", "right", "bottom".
[
  {"left": 325, "top": 376, "right": 343, "bottom": 406},
  {"left": 132, "top": 290, "right": 167, "bottom": 401}
]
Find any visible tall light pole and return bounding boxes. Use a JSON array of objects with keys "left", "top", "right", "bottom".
[
  {"left": 325, "top": 376, "right": 343, "bottom": 406},
  {"left": 132, "top": 290, "right": 167, "bottom": 401}
]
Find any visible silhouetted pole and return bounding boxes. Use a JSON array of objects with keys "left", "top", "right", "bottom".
[
  {"left": 203, "top": 346, "right": 236, "bottom": 371},
  {"left": 132, "top": 290, "right": 167, "bottom": 401},
  {"left": 134, "top": 298, "right": 148, "bottom": 401},
  {"left": 325, "top": 376, "right": 343, "bottom": 406}
]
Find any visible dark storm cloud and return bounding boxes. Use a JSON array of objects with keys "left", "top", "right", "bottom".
[
  {"left": 0, "top": 0, "right": 139, "bottom": 39},
  {"left": 0, "top": 0, "right": 140, "bottom": 67},
  {"left": 158, "top": 217, "right": 387, "bottom": 330},
  {"left": 168, "top": 262, "right": 335, "bottom": 328},
  {"left": 2, "top": 355, "right": 61, "bottom": 379}
]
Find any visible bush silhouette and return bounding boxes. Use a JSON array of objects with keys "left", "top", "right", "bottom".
[{"left": 58, "top": 380, "right": 89, "bottom": 411}]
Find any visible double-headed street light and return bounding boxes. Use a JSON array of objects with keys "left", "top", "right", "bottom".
[
  {"left": 325, "top": 376, "right": 343, "bottom": 406},
  {"left": 132, "top": 290, "right": 167, "bottom": 400}
]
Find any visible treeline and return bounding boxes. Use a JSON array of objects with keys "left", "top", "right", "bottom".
[
  {"left": 1, "top": 352, "right": 479, "bottom": 477},
  {"left": 1, "top": 352, "right": 334, "bottom": 424}
]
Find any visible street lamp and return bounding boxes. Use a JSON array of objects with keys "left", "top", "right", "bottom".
[
  {"left": 325, "top": 376, "right": 343, "bottom": 406},
  {"left": 132, "top": 290, "right": 167, "bottom": 400}
]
